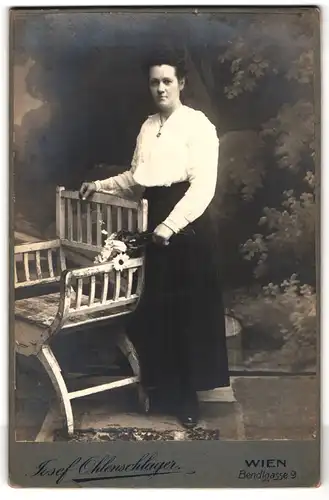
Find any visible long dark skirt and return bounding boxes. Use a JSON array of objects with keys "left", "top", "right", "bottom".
[{"left": 127, "top": 181, "right": 230, "bottom": 392}]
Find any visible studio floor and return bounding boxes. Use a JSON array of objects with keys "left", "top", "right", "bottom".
[{"left": 14, "top": 372, "right": 318, "bottom": 442}]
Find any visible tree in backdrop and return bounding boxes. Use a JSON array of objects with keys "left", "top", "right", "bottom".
[{"left": 210, "top": 11, "right": 318, "bottom": 368}]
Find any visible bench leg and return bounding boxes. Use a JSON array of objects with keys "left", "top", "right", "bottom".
[
  {"left": 117, "top": 332, "right": 149, "bottom": 413},
  {"left": 117, "top": 332, "right": 140, "bottom": 377},
  {"left": 37, "top": 345, "right": 74, "bottom": 437}
]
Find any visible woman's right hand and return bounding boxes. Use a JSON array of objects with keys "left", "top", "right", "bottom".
[{"left": 79, "top": 182, "right": 97, "bottom": 200}]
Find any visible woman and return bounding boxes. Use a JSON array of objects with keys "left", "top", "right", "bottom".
[{"left": 80, "top": 52, "right": 230, "bottom": 428}]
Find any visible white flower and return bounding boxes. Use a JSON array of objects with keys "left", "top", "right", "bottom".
[
  {"left": 94, "top": 232, "right": 128, "bottom": 265},
  {"left": 107, "top": 232, "right": 118, "bottom": 241},
  {"left": 112, "top": 253, "right": 129, "bottom": 271},
  {"left": 111, "top": 240, "right": 127, "bottom": 253}
]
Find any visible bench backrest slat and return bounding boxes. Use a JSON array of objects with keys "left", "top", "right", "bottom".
[
  {"left": 56, "top": 186, "right": 148, "bottom": 251},
  {"left": 15, "top": 187, "right": 148, "bottom": 302}
]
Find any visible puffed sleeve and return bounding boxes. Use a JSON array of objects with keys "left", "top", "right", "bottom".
[{"left": 163, "top": 113, "right": 219, "bottom": 233}]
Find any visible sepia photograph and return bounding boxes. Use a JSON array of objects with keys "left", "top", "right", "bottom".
[{"left": 10, "top": 6, "right": 320, "bottom": 488}]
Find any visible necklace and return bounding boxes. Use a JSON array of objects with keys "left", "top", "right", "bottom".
[
  {"left": 156, "top": 116, "right": 165, "bottom": 138},
  {"left": 156, "top": 104, "right": 183, "bottom": 137}
]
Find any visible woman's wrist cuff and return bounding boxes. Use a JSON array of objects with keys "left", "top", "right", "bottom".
[
  {"left": 162, "top": 218, "right": 182, "bottom": 234},
  {"left": 94, "top": 180, "right": 102, "bottom": 192}
]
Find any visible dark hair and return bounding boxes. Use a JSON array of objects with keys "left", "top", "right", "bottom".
[{"left": 142, "top": 48, "right": 187, "bottom": 81}]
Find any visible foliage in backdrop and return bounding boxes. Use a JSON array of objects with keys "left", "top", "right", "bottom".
[
  {"left": 214, "top": 12, "right": 317, "bottom": 368},
  {"left": 12, "top": 10, "right": 318, "bottom": 367}
]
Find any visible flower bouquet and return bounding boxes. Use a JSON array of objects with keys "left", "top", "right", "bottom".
[
  {"left": 94, "top": 229, "right": 153, "bottom": 269},
  {"left": 94, "top": 221, "right": 196, "bottom": 269},
  {"left": 69, "top": 229, "right": 153, "bottom": 301}
]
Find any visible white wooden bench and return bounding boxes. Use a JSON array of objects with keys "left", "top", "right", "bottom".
[{"left": 14, "top": 186, "right": 148, "bottom": 436}]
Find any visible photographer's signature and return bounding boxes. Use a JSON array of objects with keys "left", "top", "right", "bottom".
[{"left": 29, "top": 453, "right": 195, "bottom": 484}]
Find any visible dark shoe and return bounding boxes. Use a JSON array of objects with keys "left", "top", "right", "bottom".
[
  {"left": 177, "top": 390, "right": 199, "bottom": 429},
  {"left": 178, "top": 412, "right": 198, "bottom": 429}
]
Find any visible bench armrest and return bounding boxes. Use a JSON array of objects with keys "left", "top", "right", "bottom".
[
  {"left": 56, "top": 258, "right": 144, "bottom": 327},
  {"left": 14, "top": 239, "right": 66, "bottom": 288}
]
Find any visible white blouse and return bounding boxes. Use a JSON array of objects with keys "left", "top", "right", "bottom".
[{"left": 95, "top": 104, "right": 219, "bottom": 233}]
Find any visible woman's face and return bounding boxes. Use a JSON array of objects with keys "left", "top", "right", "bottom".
[{"left": 149, "top": 64, "right": 185, "bottom": 113}]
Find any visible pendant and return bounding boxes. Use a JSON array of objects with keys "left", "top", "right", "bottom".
[{"left": 156, "top": 119, "right": 164, "bottom": 138}]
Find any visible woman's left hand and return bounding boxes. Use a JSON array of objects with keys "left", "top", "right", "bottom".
[{"left": 153, "top": 223, "right": 174, "bottom": 246}]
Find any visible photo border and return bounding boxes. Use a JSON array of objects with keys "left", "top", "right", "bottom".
[{"left": 8, "top": 5, "right": 321, "bottom": 488}]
